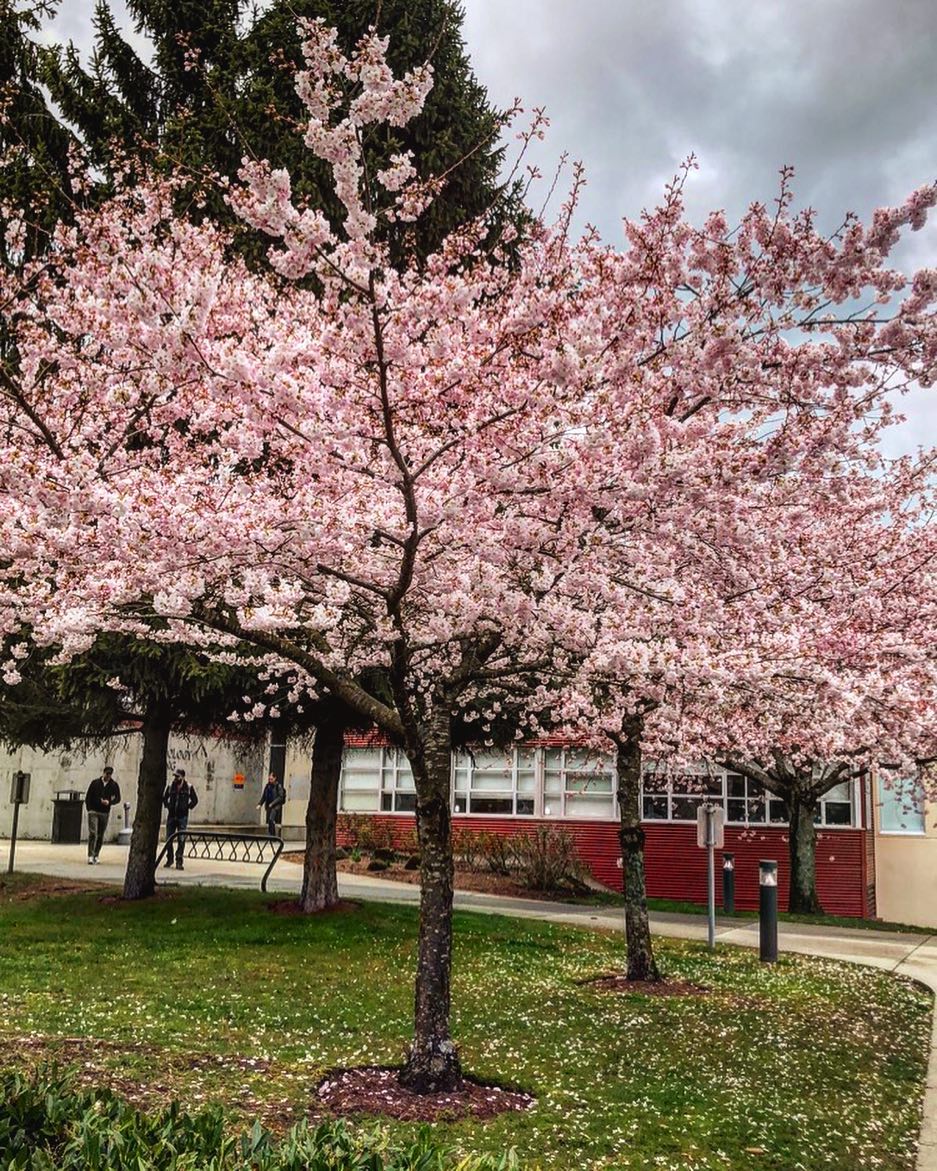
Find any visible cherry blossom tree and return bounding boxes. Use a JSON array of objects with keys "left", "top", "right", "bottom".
[{"left": 1, "top": 21, "right": 937, "bottom": 1091}]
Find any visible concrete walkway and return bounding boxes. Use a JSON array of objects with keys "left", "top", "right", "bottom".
[{"left": 6, "top": 838, "right": 937, "bottom": 1169}]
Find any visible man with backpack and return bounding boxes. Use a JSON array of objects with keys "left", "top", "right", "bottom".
[
  {"left": 162, "top": 768, "right": 198, "bottom": 870},
  {"left": 257, "top": 771, "right": 286, "bottom": 837}
]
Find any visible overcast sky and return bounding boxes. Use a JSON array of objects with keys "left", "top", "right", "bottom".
[{"left": 47, "top": 0, "right": 937, "bottom": 453}]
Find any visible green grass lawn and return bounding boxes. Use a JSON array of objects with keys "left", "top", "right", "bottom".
[{"left": 0, "top": 874, "right": 930, "bottom": 1170}]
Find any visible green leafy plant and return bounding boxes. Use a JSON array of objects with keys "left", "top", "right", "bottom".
[{"left": 0, "top": 1068, "right": 518, "bottom": 1170}]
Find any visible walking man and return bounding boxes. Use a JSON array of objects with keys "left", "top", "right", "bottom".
[
  {"left": 162, "top": 768, "right": 198, "bottom": 870},
  {"left": 257, "top": 772, "right": 286, "bottom": 837},
  {"left": 84, "top": 766, "right": 121, "bottom": 865}
]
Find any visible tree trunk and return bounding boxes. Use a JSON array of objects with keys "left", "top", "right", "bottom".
[
  {"left": 615, "top": 729, "right": 660, "bottom": 982},
  {"left": 122, "top": 706, "right": 172, "bottom": 900},
  {"left": 299, "top": 711, "right": 346, "bottom": 912},
  {"left": 398, "top": 711, "right": 462, "bottom": 1094},
  {"left": 788, "top": 793, "right": 823, "bottom": 915}
]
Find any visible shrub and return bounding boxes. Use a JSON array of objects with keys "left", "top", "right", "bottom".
[
  {"left": 0, "top": 1067, "right": 520, "bottom": 1170},
  {"left": 476, "top": 832, "right": 516, "bottom": 877},
  {"left": 512, "top": 826, "right": 586, "bottom": 893},
  {"left": 336, "top": 813, "right": 362, "bottom": 849},
  {"left": 451, "top": 827, "right": 482, "bottom": 872},
  {"left": 396, "top": 828, "right": 420, "bottom": 859},
  {"left": 355, "top": 819, "right": 396, "bottom": 855}
]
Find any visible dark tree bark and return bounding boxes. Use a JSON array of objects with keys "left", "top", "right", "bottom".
[
  {"left": 122, "top": 704, "right": 172, "bottom": 900},
  {"left": 788, "top": 792, "right": 824, "bottom": 915},
  {"left": 614, "top": 720, "right": 661, "bottom": 982},
  {"left": 398, "top": 710, "right": 462, "bottom": 1094},
  {"left": 299, "top": 708, "right": 347, "bottom": 912}
]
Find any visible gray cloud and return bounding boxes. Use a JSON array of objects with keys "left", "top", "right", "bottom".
[{"left": 461, "top": 0, "right": 937, "bottom": 453}]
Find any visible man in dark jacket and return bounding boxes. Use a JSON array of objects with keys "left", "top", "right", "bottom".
[
  {"left": 84, "top": 766, "right": 121, "bottom": 864},
  {"left": 162, "top": 768, "right": 198, "bottom": 870},
  {"left": 257, "top": 772, "right": 286, "bottom": 837}
]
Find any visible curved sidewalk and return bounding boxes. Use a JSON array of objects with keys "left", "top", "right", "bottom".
[{"left": 6, "top": 838, "right": 937, "bottom": 1169}]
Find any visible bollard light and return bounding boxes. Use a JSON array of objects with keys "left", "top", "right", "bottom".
[
  {"left": 722, "top": 852, "right": 735, "bottom": 914},
  {"left": 759, "top": 859, "right": 778, "bottom": 963}
]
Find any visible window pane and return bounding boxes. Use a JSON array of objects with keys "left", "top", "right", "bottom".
[
  {"left": 671, "top": 795, "right": 702, "bottom": 821},
  {"left": 727, "top": 774, "right": 745, "bottom": 799},
  {"left": 825, "top": 781, "right": 851, "bottom": 803},
  {"left": 768, "top": 799, "right": 788, "bottom": 824},
  {"left": 470, "top": 795, "right": 513, "bottom": 815},
  {"left": 746, "top": 796, "right": 766, "bottom": 822},
  {"left": 643, "top": 795, "right": 668, "bottom": 819},
  {"left": 343, "top": 790, "right": 380, "bottom": 811},
  {"left": 565, "top": 774, "right": 613, "bottom": 794},
  {"left": 823, "top": 802, "right": 852, "bottom": 826},
  {"left": 453, "top": 795, "right": 467, "bottom": 814},
  {"left": 343, "top": 770, "right": 380, "bottom": 791},
  {"left": 879, "top": 776, "right": 926, "bottom": 833},
  {"left": 727, "top": 798, "right": 747, "bottom": 823},
  {"left": 343, "top": 748, "right": 382, "bottom": 789},
  {"left": 517, "top": 769, "right": 537, "bottom": 794},
  {"left": 516, "top": 797, "right": 535, "bottom": 816},
  {"left": 472, "top": 771, "right": 513, "bottom": 792},
  {"left": 543, "top": 776, "right": 563, "bottom": 799},
  {"left": 394, "top": 792, "right": 417, "bottom": 813},
  {"left": 344, "top": 747, "right": 381, "bottom": 771},
  {"left": 564, "top": 793, "right": 613, "bottom": 819}
]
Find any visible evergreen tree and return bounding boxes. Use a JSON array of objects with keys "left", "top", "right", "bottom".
[
  {"left": 0, "top": 0, "right": 77, "bottom": 268},
  {"left": 42, "top": 0, "right": 518, "bottom": 266}
]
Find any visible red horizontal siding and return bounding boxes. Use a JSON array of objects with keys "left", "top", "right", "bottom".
[{"left": 338, "top": 813, "right": 869, "bottom": 918}]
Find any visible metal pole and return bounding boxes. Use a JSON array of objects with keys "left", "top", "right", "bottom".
[
  {"left": 722, "top": 852, "right": 735, "bottom": 914},
  {"left": 7, "top": 799, "right": 20, "bottom": 875},
  {"left": 759, "top": 859, "right": 778, "bottom": 963},
  {"left": 706, "top": 803, "right": 716, "bottom": 951}
]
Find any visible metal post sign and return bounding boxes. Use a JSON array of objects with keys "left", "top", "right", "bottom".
[
  {"left": 7, "top": 771, "right": 30, "bottom": 875},
  {"left": 697, "top": 802, "right": 725, "bottom": 848},
  {"left": 10, "top": 771, "right": 29, "bottom": 805},
  {"left": 697, "top": 801, "right": 725, "bottom": 951}
]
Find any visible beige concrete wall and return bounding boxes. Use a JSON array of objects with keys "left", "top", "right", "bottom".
[
  {"left": 874, "top": 779, "right": 937, "bottom": 930},
  {"left": 281, "top": 738, "right": 313, "bottom": 832},
  {"left": 0, "top": 734, "right": 267, "bottom": 843}
]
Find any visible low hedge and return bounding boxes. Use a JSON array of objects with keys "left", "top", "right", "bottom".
[{"left": 0, "top": 1068, "right": 518, "bottom": 1171}]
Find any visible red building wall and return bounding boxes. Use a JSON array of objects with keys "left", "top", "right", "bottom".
[{"left": 338, "top": 813, "right": 873, "bottom": 918}]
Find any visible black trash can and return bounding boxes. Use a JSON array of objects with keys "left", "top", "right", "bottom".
[{"left": 51, "top": 791, "right": 84, "bottom": 844}]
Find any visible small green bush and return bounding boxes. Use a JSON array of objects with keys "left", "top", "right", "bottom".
[{"left": 0, "top": 1068, "right": 519, "bottom": 1171}]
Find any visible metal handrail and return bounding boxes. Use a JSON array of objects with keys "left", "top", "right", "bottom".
[{"left": 155, "top": 829, "right": 284, "bottom": 892}]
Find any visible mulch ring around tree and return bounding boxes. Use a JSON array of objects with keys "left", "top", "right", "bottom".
[
  {"left": 585, "top": 974, "right": 709, "bottom": 996},
  {"left": 265, "top": 898, "right": 361, "bottom": 917},
  {"left": 315, "top": 1066, "right": 535, "bottom": 1122}
]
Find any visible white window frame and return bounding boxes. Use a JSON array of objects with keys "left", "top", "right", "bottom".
[
  {"left": 338, "top": 746, "right": 861, "bottom": 828},
  {"left": 541, "top": 747, "right": 617, "bottom": 820},
  {"left": 452, "top": 747, "right": 537, "bottom": 817},
  {"left": 639, "top": 767, "right": 859, "bottom": 829}
]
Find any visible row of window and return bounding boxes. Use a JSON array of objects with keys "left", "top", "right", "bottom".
[{"left": 338, "top": 746, "right": 867, "bottom": 828}]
